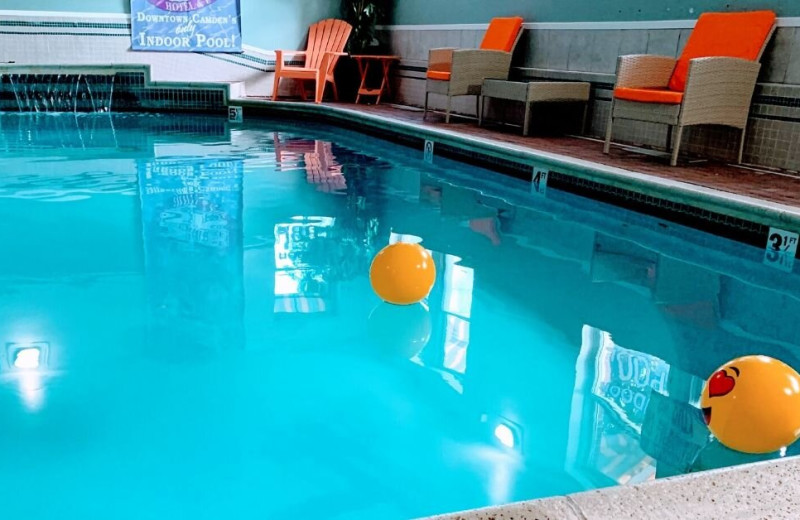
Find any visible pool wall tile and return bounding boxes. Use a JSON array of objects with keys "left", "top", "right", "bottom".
[
  {"left": 645, "top": 29, "right": 682, "bottom": 57},
  {"left": 565, "top": 31, "right": 595, "bottom": 72},
  {"left": 617, "top": 29, "right": 649, "bottom": 57},
  {"left": 587, "top": 30, "right": 622, "bottom": 74},
  {"left": 763, "top": 27, "right": 794, "bottom": 84}
]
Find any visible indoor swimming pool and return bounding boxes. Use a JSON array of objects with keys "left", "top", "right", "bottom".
[{"left": 1, "top": 112, "right": 798, "bottom": 520}]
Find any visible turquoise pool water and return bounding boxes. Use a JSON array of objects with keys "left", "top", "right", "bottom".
[{"left": 1, "top": 112, "right": 799, "bottom": 519}]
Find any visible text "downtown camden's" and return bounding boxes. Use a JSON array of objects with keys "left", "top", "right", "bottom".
[{"left": 135, "top": 11, "right": 239, "bottom": 49}]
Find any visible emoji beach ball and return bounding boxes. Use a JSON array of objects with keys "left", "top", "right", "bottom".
[
  {"left": 701, "top": 355, "right": 800, "bottom": 454},
  {"left": 370, "top": 242, "right": 436, "bottom": 305}
]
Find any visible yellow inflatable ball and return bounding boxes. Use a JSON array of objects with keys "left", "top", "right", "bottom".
[
  {"left": 368, "top": 302, "right": 432, "bottom": 359},
  {"left": 369, "top": 242, "right": 436, "bottom": 305},
  {"left": 701, "top": 355, "right": 800, "bottom": 454}
]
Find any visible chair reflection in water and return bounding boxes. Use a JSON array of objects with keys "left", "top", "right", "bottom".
[{"left": 273, "top": 133, "right": 346, "bottom": 193}]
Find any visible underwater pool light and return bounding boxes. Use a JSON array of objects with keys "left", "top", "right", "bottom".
[
  {"left": 13, "top": 347, "right": 41, "bottom": 369},
  {"left": 493, "top": 423, "right": 516, "bottom": 449}
]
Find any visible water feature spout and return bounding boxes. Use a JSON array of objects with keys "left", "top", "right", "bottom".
[{"left": 7, "top": 73, "right": 115, "bottom": 113}]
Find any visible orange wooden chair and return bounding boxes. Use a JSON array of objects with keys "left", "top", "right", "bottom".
[{"left": 272, "top": 19, "right": 352, "bottom": 104}]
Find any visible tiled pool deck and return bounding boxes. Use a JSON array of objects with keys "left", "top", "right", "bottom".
[
  {"left": 350, "top": 103, "right": 800, "bottom": 209},
  {"left": 232, "top": 97, "right": 800, "bottom": 520}
]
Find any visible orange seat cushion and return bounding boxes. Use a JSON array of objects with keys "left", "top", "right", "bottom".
[
  {"left": 427, "top": 70, "right": 451, "bottom": 81},
  {"left": 479, "top": 16, "right": 524, "bottom": 52},
  {"left": 668, "top": 10, "right": 775, "bottom": 92},
  {"left": 614, "top": 87, "right": 684, "bottom": 104}
]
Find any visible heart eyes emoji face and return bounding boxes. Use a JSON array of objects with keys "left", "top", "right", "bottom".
[
  {"left": 700, "top": 356, "right": 800, "bottom": 454},
  {"left": 708, "top": 368, "right": 737, "bottom": 398}
]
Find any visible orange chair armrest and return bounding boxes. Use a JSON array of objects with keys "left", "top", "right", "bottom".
[
  {"left": 274, "top": 50, "right": 307, "bottom": 64},
  {"left": 429, "top": 48, "right": 455, "bottom": 73},
  {"left": 615, "top": 54, "right": 677, "bottom": 89}
]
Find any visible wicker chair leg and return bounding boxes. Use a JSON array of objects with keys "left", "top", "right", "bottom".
[
  {"left": 666, "top": 125, "right": 673, "bottom": 152},
  {"left": 445, "top": 96, "right": 452, "bottom": 124},
  {"left": 580, "top": 102, "right": 589, "bottom": 135},
  {"left": 523, "top": 101, "right": 531, "bottom": 137},
  {"left": 738, "top": 127, "right": 747, "bottom": 164},
  {"left": 475, "top": 95, "right": 480, "bottom": 119},
  {"left": 670, "top": 125, "right": 684, "bottom": 166},
  {"left": 478, "top": 95, "right": 484, "bottom": 127},
  {"left": 423, "top": 91, "right": 429, "bottom": 121},
  {"left": 603, "top": 114, "right": 614, "bottom": 155}
]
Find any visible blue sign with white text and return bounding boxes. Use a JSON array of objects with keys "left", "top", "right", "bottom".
[{"left": 131, "top": 0, "right": 242, "bottom": 53}]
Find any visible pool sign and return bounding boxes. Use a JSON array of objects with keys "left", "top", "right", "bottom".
[
  {"left": 228, "top": 106, "right": 243, "bottom": 123},
  {"left": 763, "top": 227, "right": 799, "bottom": 272},
  {"left": 423, "top": 140, "right": 435, "bottom": 164},
  {"left": 531, "top": 167, "right": 548, "bottom": 196},
  {"left": 131, "top": 0, "right": 242, "bottom": 53}
]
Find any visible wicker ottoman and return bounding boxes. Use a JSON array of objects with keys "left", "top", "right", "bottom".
[{"left": 479, "top": 80, "right": 591, "bottom": 136}]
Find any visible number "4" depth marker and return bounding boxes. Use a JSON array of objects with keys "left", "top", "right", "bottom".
[{"left": 531, "top": 167, "right": 548, "bottom": 196}]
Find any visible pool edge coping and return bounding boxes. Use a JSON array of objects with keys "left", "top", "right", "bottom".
[
  {"left": 231, "top": 98, "right": 800, "bottom": 238},
  {"left": 416, "top": 455, "right": 800, "bottom": 520}
]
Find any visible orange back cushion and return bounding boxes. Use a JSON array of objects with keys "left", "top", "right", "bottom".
[
  {"left": 668, "top": 10, "right": 775, "bottom": 92},
  {"left": 480, "top": 17, "right": 524, "bottom": 52}
]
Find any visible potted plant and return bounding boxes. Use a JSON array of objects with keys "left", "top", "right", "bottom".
[
  {"left": 341, "top": 0, "right": 391, "bottom": 54},
  {"left": 335, "top": 0, "right": 392, "bottom": 101}
]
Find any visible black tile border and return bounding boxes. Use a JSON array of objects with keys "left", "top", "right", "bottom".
[
  {"left": 548, "top": 173, "right": 770, "bottom": 247},
  {"left": 419, "top": 139, "right": 773, "bottom": 250}
]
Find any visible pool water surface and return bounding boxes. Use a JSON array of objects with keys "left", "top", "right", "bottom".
[{"left": 0, "top": 113, "right": 799, "bottom": 520}]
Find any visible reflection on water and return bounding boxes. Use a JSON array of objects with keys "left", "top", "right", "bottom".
[
  {"left": 568, "top": 327, "right": 667, "bottom": 487},
  {"left": 0, "top": 112, "right": 121, "bottom": 152},
  {"left": 138, "top": 155, "right": 245, "bottom": 359},
  {"left": 274, "top": 217, "right": 337, "bottom": 314},
  {"left": 273, "top": 133, "right": 346, "bottom": 192},
  {"left": 367, "top": 302, "right": 432, "bottom": 359},
  {"left": 0, "top": 170, "right": 136, "bottom": 202}
]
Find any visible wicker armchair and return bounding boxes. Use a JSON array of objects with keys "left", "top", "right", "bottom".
[
  {"left": 603, "top": 11, "right": 776, "bottom": 166},
  {"left": 424, "top": 17, "right": 523, "bottom": 123}
]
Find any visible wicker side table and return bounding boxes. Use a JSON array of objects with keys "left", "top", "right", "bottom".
[{"left": 479, "top": 80, "right": 591, "bottom": 136}]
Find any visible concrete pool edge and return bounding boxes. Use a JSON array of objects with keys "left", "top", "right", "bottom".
[
  {"left": 417, "top": 455, "right": 800, "bottom": 520},
  {"left": 231, "top": 98, "right": 800, "bottom": 238}
]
